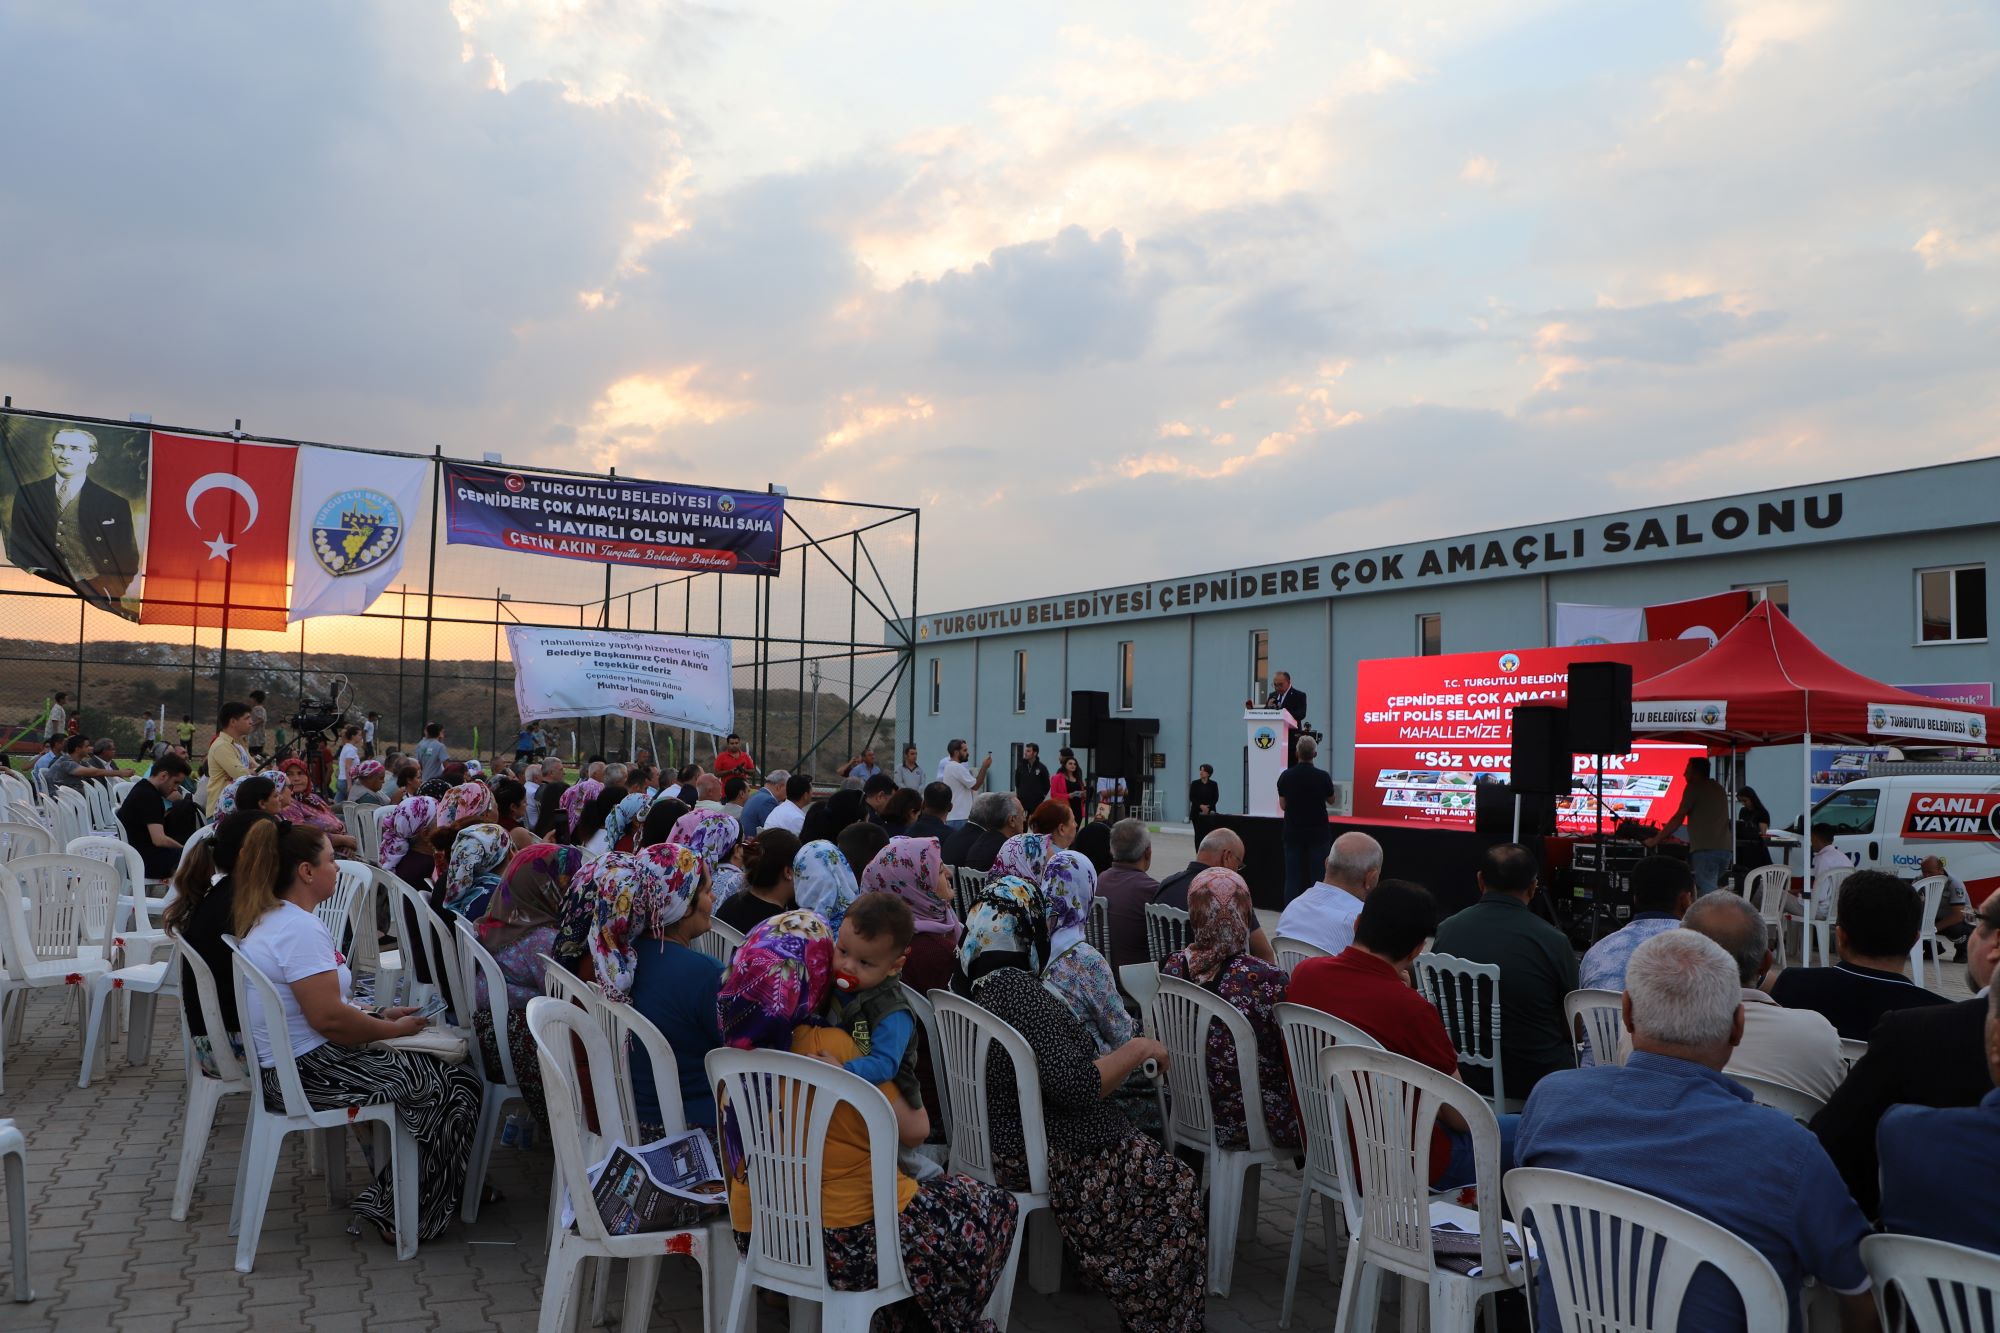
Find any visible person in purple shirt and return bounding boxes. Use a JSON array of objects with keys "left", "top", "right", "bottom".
[{"left": 1516, "top": 930, "right": 1876, "bottom": 1333}]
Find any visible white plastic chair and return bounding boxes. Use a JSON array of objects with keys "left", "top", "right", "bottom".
[
  {"left": 1274, "top": 934, "right": 1332, "bottom": 973},
  {"left": 51, "top": 788, "right": 111, "bottom": 846},
  {"left": 931, "top": 989, "right": 1050, "bottom": 1325},
  {"left": 315, "top": 860, "right": 369, "bottom": 945},
  {"left": 355, "top": 865, "right": 409, "bottom": 1006},
  {"left": 1415, "top": 950, "right": 1511, "bottom": 1113},
  {"left": 951, "top": 865, "right": 985, "bottom": 919},
  {"left": 1861, "top": 1232, "right": 2000, "bottom": 1332},
  {"left": 168, "top": 934, "right": 252, "bottom": 1222},
  {"left": 527, "top": 997, "right": 727, "bottom": 1333},
  {"left": 1564, "top": 988, "right": 1627, "bottom": 1069},
  {"left": 390, "top": 877, "right": 468, "bottom": 1025},
  {"left": 67, "top": 835, "right": 170, "bottom": 967},
  {"left": 707, "top": 1045, "right": 915, "bottom": 1332},
  {"left": 1732, "top": 1073, "right": 1827, "bottom": 1125},
  {"left": 0, "top": 855, "right": 117, "bottom": 1070},
  {"left": 177, "top": 822, "right": 216, "bottom": 871},
  {"left": 1118, "top": 961, "right": 1159, "bottom": 1035},
  {"left": 903, "top": 985, "right": 951, "bottom": 1162},
  {"left": 1085, "top": 893, "right": 1111, "bottom": 956},
  {"left": 339, "top": 803, "right": 366, "bottom": 850},
  {"left": 691, "top": 923, "right": 739, "bottom": 968},
  {"left": 1321, "top": 1044, "right": 1526, "bottom": 1332},
  {"left": 225, "top": 932, "right": 416, "bottom": 1264},
  {"left": 1740, "top": 864, "right": 1792, "bottom": 969},
  {"left": 453, "top": 918, "right": 525, "bottom": 1224},
  {"left": 1145, "top": 902, "right": 1190, "bottom": 962},
  {"left": 1909, "top": 874, "right": 1950, "bottom": 988},
  {"left": 84, "top": 782, "right": 120, "bottom": 838},
  {"left": 1273, "top": 1002, "right": 1381, "bottom": 1328},
  {"left": 1, "top": 1118, "right": 28, "bottom": 1302},
  {"left": 1505, "top": 1166, "right": 1786, "bottom": 1333},
  {"left": 1152, "top": 972, "right": 1287, "bottom": 1295},
  {"left": 1799, "top": 865, "right": 1856, "bottom": 967},
  {"left": 0, "top": 823, "right": 50, "bottom": 863},
  {"left": 354, "top": 802, "right": 383, "bottom": 864},
  {"left": 225, "top": 938, "right": 419, "bottom": 1271}
]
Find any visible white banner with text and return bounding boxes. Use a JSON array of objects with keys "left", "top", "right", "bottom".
[{"left": 507, "top": 627, "right": 735, "bottom": 733}]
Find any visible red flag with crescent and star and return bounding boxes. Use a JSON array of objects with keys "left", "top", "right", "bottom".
[{"left": 140, "top": 433, "right": 298, "bottom": 630}]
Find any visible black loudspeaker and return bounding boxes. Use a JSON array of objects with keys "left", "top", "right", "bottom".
[
  {"left": 1511, "top": 704, "right": 1572, "bottom": 796},
  {"left": 1069, "top": 690, "right": 1110, "bottom": 748},
  {"left": 1567, "top": 661, "right": 1634, "bottom": 755}
]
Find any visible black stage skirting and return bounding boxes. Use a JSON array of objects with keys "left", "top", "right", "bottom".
[{"left": 1192, "top": 814, "right": 1500, "bottom": 916}]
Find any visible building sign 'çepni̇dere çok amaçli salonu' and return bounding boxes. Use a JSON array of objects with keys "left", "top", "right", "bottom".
[{"left": 917, "top": 491, "right": 1845, "bottom": 640}]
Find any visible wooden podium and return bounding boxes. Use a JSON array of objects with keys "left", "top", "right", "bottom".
[{"left": 1243, "top": 708, "right": 1296, "bottom": 816}]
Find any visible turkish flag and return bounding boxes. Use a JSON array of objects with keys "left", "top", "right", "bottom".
[
  {"left": 1645, "top": 591, "right": 1751, "bottom": 649},
  {"left": 141, "top": 433, "right": 297, "bottom": 630}
]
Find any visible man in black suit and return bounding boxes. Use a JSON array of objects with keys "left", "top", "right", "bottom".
[
  {"left": 1013, "top": 742, "right": 1050, "bottom": 815},
  {"left": 1268, "top": 671, "right": 1308, "bottom": 766},
  {"left": 1811, "top": 892, "right": 2000, "bottom": 1217},
  {"left": 8, "top": 426, "right": 140, "bottom": 602},
  {"left": 905, "top": 782, "right": 953, "bottom": 841},
  {"left": 940, "top": 791, "right": 1022, "bottom": 874}
]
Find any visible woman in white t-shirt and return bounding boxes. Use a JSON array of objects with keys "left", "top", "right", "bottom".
[{"left": 233, "top": 821, "right": 483, "bottom": 1244}]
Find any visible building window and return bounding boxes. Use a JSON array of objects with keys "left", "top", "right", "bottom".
[
  {"left": 928, "top": 658, "right": 941, "bottom": 714},
  {"left": 1012, "top": 650, "right": 1027, "bottom": 713},
  {"left": 1117, "top": 641, "right": 1134, "bottom": 711},
  {"left": 1249, "top": 630, "right": 1269, "bottom": 701},
  {"left": 1417, "top": 613, "right": 1442, "bottom": 657},
  {"left": 1735, "top": 581, "right": 1790, "bottom": 616},
  {"left": 1919, "top": 566, "right": 1988, "bottom": 643}
]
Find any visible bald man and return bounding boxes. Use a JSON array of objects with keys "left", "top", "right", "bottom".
[
  {"left": 1156, "top": 827, "right": 1276, "bottom": 962},
  {"left": 1275, "top": 831, "right": 1383, "bottom": 957}
]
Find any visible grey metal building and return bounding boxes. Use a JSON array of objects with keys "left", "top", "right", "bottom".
[{"left": 899, "top": 456, "right": 1999, "bottom": 829}]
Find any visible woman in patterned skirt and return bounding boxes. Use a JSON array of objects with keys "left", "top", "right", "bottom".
[
  {"left": 956, "top": 875, "right": 1208, "bottom": 1332},
  {"left": 233, "top": 819, "right": 482, "bottom": 1243},
  {"left": 1159, "top": 867, "right": 1302, "bottom": 1153},
  {"left": 717, "top": 911, "right": 1020, "bottom": 1331}
]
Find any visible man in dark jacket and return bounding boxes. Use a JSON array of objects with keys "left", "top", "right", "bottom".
[
  {"left": 1811, "top": 893, "right": 2000, "bottom": 1217},
  {"left": 1013, "top": 743, "right": 1050, "bottom": 815},
  {"left": 940, "top": 791, "right": 1021, "bottom": 873}
]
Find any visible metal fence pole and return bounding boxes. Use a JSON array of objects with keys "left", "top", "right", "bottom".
[{"left": 418, "top": 448, "right": 442, "bottom": 729}]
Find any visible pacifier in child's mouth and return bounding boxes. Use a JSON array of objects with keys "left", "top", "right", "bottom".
[{"left": 832, "top": 969, "right": 860, "bottom": 992}]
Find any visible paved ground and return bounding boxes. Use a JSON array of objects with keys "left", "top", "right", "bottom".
[{"left": 0, "top": 912, "right": 1972, "bottom": 1331}]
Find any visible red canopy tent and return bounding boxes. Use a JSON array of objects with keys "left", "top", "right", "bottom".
[{"left": 1630, "top": 600, "right": 2000, "bottom": 904}]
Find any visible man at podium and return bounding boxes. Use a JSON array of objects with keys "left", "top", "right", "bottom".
[{"left": 1266, "top": 671, "right": 1307, "bottom": 765}]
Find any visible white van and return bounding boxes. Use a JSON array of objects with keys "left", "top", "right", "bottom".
[{"left": 1808, "top": 766, "right": 2000, "bottom": 907}]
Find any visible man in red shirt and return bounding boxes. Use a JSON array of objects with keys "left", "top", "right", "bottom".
[
  {"left": 1288, "top": 879, "right": 1510, "bottom": 1186},
  {"left": 713, "top": 733, "right": 756, "bottom": 780}
]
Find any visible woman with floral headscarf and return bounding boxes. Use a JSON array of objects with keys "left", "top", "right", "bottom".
[
  {"left": 717, "top": 911, "right": 1019, "bottom": 1332},
  {"left": 349, "top": 759, "right": 391, "bottom": 806},
  {"left": 1159, "top": 867, "right": 1300, "bottom": 1153},
  {"left": 954, "top": 876, "right": 1205, "bottom": 1332},
  {"left": 473, "top": 843, "right": 583, "bottom": 1136},
  {"left": 379, "top": 795, "right": 441, "bottom": 890},
  {"left": 558, "top": 778, "right": 601, "bottom": 840},
  {"left": 792, "top": 839, "right": 860, "bottom": 935},
  {"left": 1039, "top": 850, "right": 1134, "bottom": 1055},
  {"left": 277, "top": 759, "right": 358, "bottom": 853},
  {"left": 622, "top": 842, "right": 724, "bottom": 1135},
  {"left": 664, "top": 806, "right": 745, "bottom": 906},
  {"left": 210, "top": 774, "right": 288, "bottom": 827},
  {"left": 988, "top": 831, "right": 1055, "bottom": 886},
  {"left": 439, "top": 822, "right": 511, "bottom": 918}
]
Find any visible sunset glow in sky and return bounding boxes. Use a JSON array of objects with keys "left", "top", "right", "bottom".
[{"left": 2, "top": 0, "right": 1995, "bottom": 615}]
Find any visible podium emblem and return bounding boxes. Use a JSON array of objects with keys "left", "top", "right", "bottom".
[{"left": 1253, "top": 726, "right": 1276, "bottom": 750}]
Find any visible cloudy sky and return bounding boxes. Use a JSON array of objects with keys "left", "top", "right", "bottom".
[{"left": 2, "top": 0, "right": 1995, "bottom": 617}]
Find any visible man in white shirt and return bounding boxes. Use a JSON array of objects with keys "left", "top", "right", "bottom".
[
  {"left": 362, "top": 712, "right": 379, "bottom": 758},
  {"left": 764, "top": 771, "right": 812, "bottom": 835},
  {"left": 1276, "top": 831, "right": 1382, "bottom": 958},
  {"left": 1679, "top": 890, "right": 1847, "bottom": 1100},
  {"left": 45, "top": 691, "right": 67, "bottom": 740},
  {"left": 937, "top": 739, "right": 990, "bottom": 825}
]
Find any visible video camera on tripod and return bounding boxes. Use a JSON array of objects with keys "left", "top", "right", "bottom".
[{"left": 289, "top": 677, "right": 350, "bottom": 743}]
